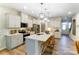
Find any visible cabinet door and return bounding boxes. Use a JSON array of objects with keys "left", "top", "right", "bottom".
[
  {"left": 0, "top": 35, "right": 6, "bottom": 50},
  {"left": 14, "top": 16, "right": 20, "bottom": 27},
  {"left": 8, "top": 15, "right": 20, "bottom": 28},
  {"left": 10, "top": 34, "right": 23, "bottom": 48},
  {"left": 17, "top": 34, "right": 23, "bottom": 45},
  {"left": 11, "top": 36, "right": 18, "bottom": 48},
  {"left": 28, "top": 20, "right": 32, "bottom": 27}
]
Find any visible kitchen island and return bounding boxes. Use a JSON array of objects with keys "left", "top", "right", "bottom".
[{"left": 25, "top": 33, "right": 54, "bottom": 55}]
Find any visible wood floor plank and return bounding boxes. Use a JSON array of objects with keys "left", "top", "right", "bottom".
[
  {"left": 0, "top": 45, "right": 25, "bottom": 55},
  {"left": 53, "top": 35, "right": 78, "bottom": 55}
]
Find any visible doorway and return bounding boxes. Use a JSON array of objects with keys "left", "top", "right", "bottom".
[{"left": 61, "top": 21, "right": 72, "bottom": 35}]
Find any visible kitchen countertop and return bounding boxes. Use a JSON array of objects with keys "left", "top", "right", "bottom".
[
  {"left": 25, "top": 33, "right": 53, "bottom": 41},
  {"left": 5, "top": 33, "right": 22, "bottom": 36}
]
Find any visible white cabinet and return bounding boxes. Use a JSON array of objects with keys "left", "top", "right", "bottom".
[
  {"left": 28, "top": 20, "right": 32, "bottom": 27},
  {"left": 0, "top": 35, "right": 6, "bottom": 50},
  {"left": 55, "top": 32, "right": 61, "bottom": 38},
  {"left": 21, "top": 13, "right": 33, "bottom": 27},
  {"left": 5, "top": 34, "right": 23, "bottom": 50},
  {"left": 32, "top": 19, "right": 39, "bottom": 25},
  {"left": 0, "top": 14, "right": 6, "bottom": 29},
  {"left": 22, "top": 18, "right": 32, "bottom": 27},
  {"left": 54, "top": 28, "right": 61, "bottom": 38},
  {"left": 6, "top": 14, "right": 20, "bottom": 28}
]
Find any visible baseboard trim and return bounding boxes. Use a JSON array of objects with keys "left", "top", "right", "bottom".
[{"left": 7, "top": 43, "right": 24, "bottom": 50}]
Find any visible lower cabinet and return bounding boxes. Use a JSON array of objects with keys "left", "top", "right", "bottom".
[
  {"left": 0, "top": 35, "right": 6, "bottom": 50},
  {"left": 54, "top": 29, "right": 61, "bottom": 38},
  {"left": 5, "top": 34, "right": 23, "bottom": 50},
  {"left": 54, "top": 32, "right": 61, "bottom": 38}
]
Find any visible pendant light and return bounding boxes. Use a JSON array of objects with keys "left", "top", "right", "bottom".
[
  {"left": 39, "top": 3, "right": 44, "bottom": 19},
  {"left": 43, "top": 8, "right": 50, "bottom": 22}
]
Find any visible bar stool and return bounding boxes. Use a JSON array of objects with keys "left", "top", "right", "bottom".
[{"left": 41, "top": 36, "right": 55, "bottom": 55}]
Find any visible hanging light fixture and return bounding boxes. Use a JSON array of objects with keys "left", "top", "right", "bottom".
[
  {"left": 39, "top": 13, "right": 44, "bottom": 19},
  {"left": 39, "top": 3, "right": 45, "bottom": 19},
  {"left": 43, "top": 8, "right": 48, "bottom": 21},
  {"left": 39, "top": 3, "right": 50, "bottom": 22},
  {"left": 43, "top": 8, "right": 50, "bottom": 22}
]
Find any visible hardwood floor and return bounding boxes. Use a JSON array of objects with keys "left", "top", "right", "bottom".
[
  {"left": 0, "top": 44, "right": 25, "bottom": 55},
  {"left": 0, "top": 35, "right": 78, "bottom": 55},
  {"left": 53, "top": 34, "right": 78, "bottom": 55}
]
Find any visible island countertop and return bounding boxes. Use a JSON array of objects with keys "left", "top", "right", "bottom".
[{"left": 25, "top": 33, "right": 53, "bottom": 41}]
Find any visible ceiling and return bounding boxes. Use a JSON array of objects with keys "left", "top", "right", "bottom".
[{"left": 0, "top": 3, "right": 79, "bottom": 18}]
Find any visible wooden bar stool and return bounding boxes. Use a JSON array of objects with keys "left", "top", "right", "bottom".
[{"left": 41, "top": 36, "right": 55, "bottom": 55}]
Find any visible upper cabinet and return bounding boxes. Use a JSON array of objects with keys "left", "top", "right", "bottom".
[
  {"left": 6, "top": 14, "right": 20, "bottom": 28},
  {"left": 21, "top": 13, "right": 42, "bottom": 28},
  {"left": 28, "top": 19, "right": 32, "bottom": 27},
  {"left": 0, "top": 14, "right": 6, "bottom": 29},
  {"left": 21, "top": 13, "right": 33, "bottom": 27},
  {"left": 32, "top": 19, "right": 41, "bottom": 25},
  {"left": 21, "top": 13, "right": 28, "bottom": 23}
]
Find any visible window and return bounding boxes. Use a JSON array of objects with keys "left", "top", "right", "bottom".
[
  {"left": 68, "top": 22, "right": 71, "bottom": 29},
  {"left": 62, "top": 22, "right": 67, "bottom": 30}
]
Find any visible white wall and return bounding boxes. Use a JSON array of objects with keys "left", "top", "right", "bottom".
[
  {"left": 70, "top": 13, "right": 79, "bottom": 41},
  {"left": 70, "top": 16, "right": 76, "bottom": 41},
  {"left": 76, "top": 13, "right": 79, "bottom": 40},
  {"left": 47, "top": 17, "right": 62, "bottom": 38},
  {"left": 49, "top": 17, "right": 61, "bottom": 32},
  {"left": 21, "top": 13, "right": 29, "bottom": 23}
]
